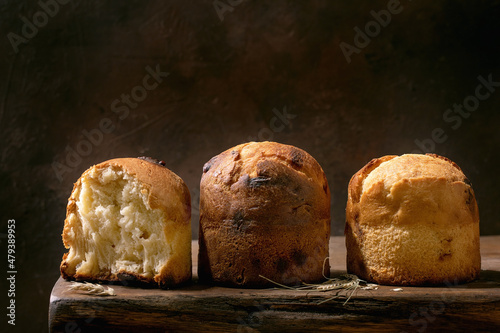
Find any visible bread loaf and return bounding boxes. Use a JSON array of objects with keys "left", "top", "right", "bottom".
[
  {"left": 60, "top": 157, "right": 192, "bottom": 287},
  {"left": 198, "top": 141, "right": 331, "bottom": 287},
  {"left": 345, "top": 153, "right": 480, "bottom": 286}
]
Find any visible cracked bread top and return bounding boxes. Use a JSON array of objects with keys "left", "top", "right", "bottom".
[{"left": 200, "top": 141, "right": 330, "bottom": 227}]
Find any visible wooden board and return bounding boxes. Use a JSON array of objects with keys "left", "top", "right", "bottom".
[{"left": 49, "top": 236, "right": 500, "bottom": 332}]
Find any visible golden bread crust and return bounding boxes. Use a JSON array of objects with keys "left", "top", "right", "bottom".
[
  {"left": 60, "top": 157, "right": 192, "bottom": 287},
  {"left": 345, "top": 153, "right": 480, "bottom": 286}
]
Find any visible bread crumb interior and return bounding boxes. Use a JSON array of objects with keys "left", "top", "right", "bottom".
[{"left": 64, "top": 166, "right": 170, "bottom": 279}]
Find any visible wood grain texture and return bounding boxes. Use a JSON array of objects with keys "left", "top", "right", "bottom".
[{"left": 49, "top": 236, "right": 500, "bottom": 332}]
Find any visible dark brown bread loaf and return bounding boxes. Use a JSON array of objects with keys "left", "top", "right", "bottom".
[{"left": 198, "top": 141, "right": 331, "bottom": 287}]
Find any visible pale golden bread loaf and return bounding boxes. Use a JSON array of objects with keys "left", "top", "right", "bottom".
[
  {"left": 345, "top": 153, "right": 480, "bottom": 286},
  {"left": 60, "top": 157, "right": 192, "bottom": 287},
  {"left": 198, "top": 141, "right": 331, "bottom": 287}
]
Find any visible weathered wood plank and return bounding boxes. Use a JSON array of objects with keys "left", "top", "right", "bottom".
[{"left": 49, "top": 236, "right": 500, "bottom": 332}]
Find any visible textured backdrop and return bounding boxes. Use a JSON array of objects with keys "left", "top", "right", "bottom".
[{"left": 1, "top": 0, "right": 500, "bottom": 331}]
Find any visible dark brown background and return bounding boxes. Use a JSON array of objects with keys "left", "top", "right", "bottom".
[{"left": 1, "top": 0, "right": 499, "bottom": 332}]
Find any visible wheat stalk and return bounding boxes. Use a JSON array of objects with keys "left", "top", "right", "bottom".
[
  {"left": 259, "top": 257, "right": 378, "bottom": 305},
  {"left": 68, "top": 282, "right": 116, "bottom": 296}
]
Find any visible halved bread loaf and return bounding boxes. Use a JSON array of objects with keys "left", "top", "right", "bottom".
[{"left": 60, "top": 157, "right": 192, "bottom": 287}]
